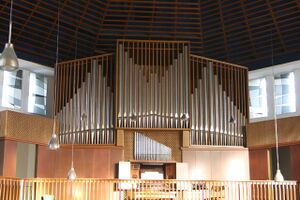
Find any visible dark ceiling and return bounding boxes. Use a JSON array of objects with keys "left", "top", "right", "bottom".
[{"left": 0, "top": 0, "right": 299, "bottom": 70}]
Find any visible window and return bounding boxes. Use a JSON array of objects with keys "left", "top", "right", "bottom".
[
  {"left": 274, "top": 72, "right": 295, "bottom": 115},
  {"left": 2, "top": 70, "right": 23, "bottom": 109},
  {"left": 28, "top": 73, "right": 48, "bottom": 115},
  {"left": 249, "top": 78, "right": 268, "bottom": 118}
]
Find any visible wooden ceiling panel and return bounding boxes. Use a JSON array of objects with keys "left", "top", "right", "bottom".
[{"left": 0, "top": 0, "right": 299, "bottom": 69}]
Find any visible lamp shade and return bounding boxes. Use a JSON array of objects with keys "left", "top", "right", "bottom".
[
  {"left": 274, "top": 169, "right": 284, "bottom": 181},
  {"left": 67, "top": 167, "right": 77, "bottom": 180},
  {"left": 48, "top": 133, "right": 60, "bottom": 150},
  {"left": 0, "top": 43, "right": 19, "bottom": 71}
]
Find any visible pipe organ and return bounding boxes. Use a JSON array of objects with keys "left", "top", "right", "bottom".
[
  {"left": 134, "top": 132, "right": 172, "bottom": 161},
  {"left": 54, "top": 40, "right": 249, "bottom": 147},
  {"left": 116, "top": 40, "right": 190, "bottom": 129},
  {"left": 54, "top": 54, "right": 115, "bottom": 144},
  {"left": 190, "top": 55, "right": 248, "bottom": 146}
]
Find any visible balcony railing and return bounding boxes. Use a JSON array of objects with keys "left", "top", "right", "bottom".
[{"left": 0, "top": 177, "right": 298, "bottom": 200}]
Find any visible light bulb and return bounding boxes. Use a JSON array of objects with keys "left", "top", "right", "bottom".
[
  {"left": 67, "top": 167, "right": 77, "bottom": 180},
  {"left": 48, "top": 133, "right": 60, "bottom": 150}
]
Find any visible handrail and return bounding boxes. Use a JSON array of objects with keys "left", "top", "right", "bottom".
[{"left": 0, "top": 177, "right": 298, "bottom": 200}]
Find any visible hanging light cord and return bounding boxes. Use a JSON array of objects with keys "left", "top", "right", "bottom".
[
  {"left": 8, "top": 0, "right": 13, "bottom": 43},
  {"left": 271, "top": 32, "right": 280, "bottom": 171},
  {"left": 52, "top": 0, "right": 60, "bottom": 134}
]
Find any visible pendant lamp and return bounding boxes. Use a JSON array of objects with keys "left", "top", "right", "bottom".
[
  {"left": 270, "top": 32, "right": 284, "bottom": 181},
  {"left": 67, "top": 166, "right": 77, "bottom": 180},
  {"left": 48, "top": 117, "right": 60, "bottom": 150},
  {"left": 48, "top": 0, "right": 61, "bottom": 150},
  {"left": 0, "top": 0, "right": 19, "bottom": 71}
]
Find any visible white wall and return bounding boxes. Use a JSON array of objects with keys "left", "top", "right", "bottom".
[
  {"left": 249, "top": 60, "right": 300, "bottom": 123},
  {"left": 0, "top": 58, "right": 54, "bottom": 117},
  {"left": 182, "top": 147, "right": 249, "bottom": 181},
  {"left": 16, "top": 142, "right": 36, "bottom": 178}
]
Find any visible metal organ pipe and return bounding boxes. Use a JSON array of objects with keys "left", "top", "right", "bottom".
[
  {"left": 56, "top": 41, "right": 248, "bottom": 147},
  {"left": 117, "top": 41, "right": 190, "bottom": 129}
]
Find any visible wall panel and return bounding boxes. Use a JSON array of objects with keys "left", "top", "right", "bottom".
[
  {"left": 36, "top": 145, "right": 124, "bottom": 178},
  {"left": 290, "top": 145, "right": 300, "bottom": 181},
  {"left": 247, "top": 116, "right": 300, "bottom": 147},
  {"left": 248, "top": 149, "right": 269, "bottom": 180},
  {"left": 182, "top": 147, "right": 249, "bottom": 180}
]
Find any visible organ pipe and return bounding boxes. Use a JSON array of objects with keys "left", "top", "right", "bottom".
[{"left": 54, "top": 40, "right": 248, "bottom": 147}]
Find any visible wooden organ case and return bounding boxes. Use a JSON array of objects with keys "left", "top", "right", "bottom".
[{"left": 54, "top": 39, "right": 249, "bottom": 163}]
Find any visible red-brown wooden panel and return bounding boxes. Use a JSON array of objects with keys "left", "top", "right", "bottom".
[{"left": 249, "top": 149, "right": 269, "bottom": 180}]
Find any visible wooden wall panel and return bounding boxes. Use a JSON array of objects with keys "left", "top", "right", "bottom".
[
  {"left": 0, "top": 140, "right": 4, "bottom": 175},
  {"left": 0, "top": 111, "right": 54, "bottom": 144},
  {"left": 36, "top": 145, "right": 124, "bottom": 178},
  {"left": 0, "top": 112, "right": 7, "bottom": 138},
  {"left": 248, "top": 149, "right": 269, "bottom": 180},
  {"left": 247, "top": 116, "right": 300, "bottom": 147},
  {"left": 36, "top": 145, "right": 56, "bottom": 178},
  {"left": 0, "top": 139, "right": 17, "bottom": 177},
  {"left": 290, "top": 145, "right": 300, "bottom": 181}
]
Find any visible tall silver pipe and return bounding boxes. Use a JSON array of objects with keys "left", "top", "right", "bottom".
[
  {"left": 158, "top": 81, "right": 161, "bottom": 128},
  {"left": 209, "top": 62, "right": 214, "bottom": 135},
  {"left": 219, "top": 85, "right": 223, "bottom": 144},
  {"left": 138, "top": 68, "right": 142, "bottom": 127},
  {"left": 184, "top": 46, "right": 189, "bottom": 128},
  {"left": 179, "top": 53, "right": 183, "bottom": 127},
  {"left": 124, "top": 52, "right": 128, "bottom": 127},
  {"left": 191, "top": 93, "right": 195, "bottom": 144},
  {"left": 223, "top": 91, "right": 227, "bottom": 145},
  {"left": 215, "top": 74, "right": 219, "bottom": 143},
  {"left": 203, "top": 67, "right": 208, "bottom": 144},
  {"left": 143, "top": 74, "right": 147, "bottom": 127},
  {"left": 196, "top": 79, "right": 205, "bottom": 145},
  {"left": 129, "top": 58, "right": 133, "bottom": 127},
  {"left": 102, "top": 77, "right": 106, "bottom": 142},
  {"left": 174, "top": 59, "right": 178, "bottom": 128},
  {"left": 118, "top": 44, "right": 123, "bottom": 127},
  {"left": 162, "top": 76, "right": 165, "bottom": 127},
  {"left": 134, "top": 64, "right": 138, "bottom": 128},
  {"left": 106, "top": 86, "right": 110, "bottom": 144},
  {"left": 146, "top": 80, "right": 149, "bottom": 128},
  {"left": 154, "top": 73, "right": 158, "bottom": 128},
  {"left": 166, "top": 70, "right": 169, "bottom": 128}
]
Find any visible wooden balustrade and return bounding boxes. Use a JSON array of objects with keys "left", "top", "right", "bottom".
[{"left": 0, "top": 177, "right": 298, "bottom": 200}]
